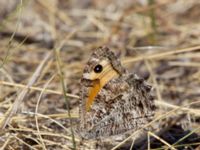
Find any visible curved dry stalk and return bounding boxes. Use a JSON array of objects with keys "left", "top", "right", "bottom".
[{"left": 35, "top": 74, "right": 55, "bottom": 150}]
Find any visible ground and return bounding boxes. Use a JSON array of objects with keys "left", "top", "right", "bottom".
[{"left": 0, "top": 0, "right": 200, "bottom": 149}]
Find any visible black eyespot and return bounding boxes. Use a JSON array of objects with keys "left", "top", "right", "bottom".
[{"left": 94, "top": 64, "right": 103, "bottom": 73}]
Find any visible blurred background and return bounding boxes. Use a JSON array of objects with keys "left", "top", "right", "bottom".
[{"left": 0, "top": 0, "right": 200, "bottom": 149}]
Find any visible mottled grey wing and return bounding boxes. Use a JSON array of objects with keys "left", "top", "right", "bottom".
[{"left": 81, "top": 74, "right": 155, "bottom": 139}]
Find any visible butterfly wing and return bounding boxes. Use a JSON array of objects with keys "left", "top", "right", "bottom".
[{"left": 80, "top": 74, "right": 155, "bottom": 139}]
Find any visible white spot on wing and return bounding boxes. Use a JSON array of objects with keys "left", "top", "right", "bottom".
[
  {"left": 83, "top": 73, "right": 91, "bottom": 79},
  {"left": 91, "top": 57, "right": 99, "bottom": 62}
]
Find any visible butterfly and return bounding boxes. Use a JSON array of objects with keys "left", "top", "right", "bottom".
[{"left": 78, "top": 46, "right": 155, "bottom": 139}]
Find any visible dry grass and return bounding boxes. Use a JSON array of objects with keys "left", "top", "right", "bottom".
[{"left": 0, "top": 0, "right": 200, "bottom": 149}]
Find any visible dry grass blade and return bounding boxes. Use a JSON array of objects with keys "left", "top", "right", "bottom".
[
  {"left": 0, "top": 52, "right": 52, "bottom": 129},
  {"left": 12, "top": 133, "right": 38, "bottom": 150},
  {"left": 172, "top": 126, "right": 200, "bottom": 147},
  {"left": 0, "top": 80, "right": 79, "bottom": 99},
  {"left": 123, "top": 45, "right": 200, "bottom": 64},
  {"left": 54, "top": 34, "right": 77, "bottom": 149},
  {"left": 156, "top": 100, "right": 200, "bottom": 116},
  {"left": 36, "top": 0, "right": 73, "bottom": 25},
  {"left": 152, "top": 142, "right": 200, "bottom": 150},
  {"left": 148, "top": 131, "right": 177, "bottom": 150},
  {"left": 111, "top": 100, "right": 200, "bottom": 150},
  {"left": 22, "top": 112, "right": 72, "bottom": 133},
  {"left": 0, "top": 135, "right": 11, "bottom": 150},
  {"left": 9, "top": 124, "right": 79, "bottom": 142},
  {"left": 55, "top": 54, "right": 77, "bottom": 149},
  {"left": 34, "top": 75, "right": 55, "bottom": 150},
  {"left": 0, "top": 0, "right": 23, "bottom": 68}
]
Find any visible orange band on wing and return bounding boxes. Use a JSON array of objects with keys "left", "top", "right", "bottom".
[
  {"left": 86, "top": 81, "right": 101, "bottom": 112},
  {"left": 86, "top": 69, "right": 119, "bottom": 112}
]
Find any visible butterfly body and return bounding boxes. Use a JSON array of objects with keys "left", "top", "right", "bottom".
[{"left": 78, "top": 47, "right": 155, "bottom": 139}]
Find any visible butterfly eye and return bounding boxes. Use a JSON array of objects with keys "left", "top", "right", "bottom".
[{"left": 94, "top": 64, "right": 103, "bottom": 73}]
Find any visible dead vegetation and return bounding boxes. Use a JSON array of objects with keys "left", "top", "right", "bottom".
[{"left": 0, "top": 0, "right": 200, "bottom": 149}]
